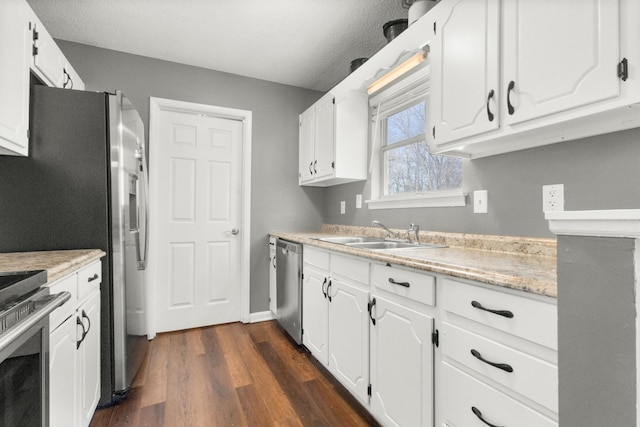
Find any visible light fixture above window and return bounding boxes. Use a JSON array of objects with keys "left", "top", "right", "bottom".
[{"left": 367, "top": 49, "right": 427, "bottom": 95}]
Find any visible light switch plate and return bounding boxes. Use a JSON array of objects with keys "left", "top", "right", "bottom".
[
  {"left": 356, "top": 194, "right": 362, "bottom": 209},
  {"left": 474, "top": 190, "right": 488, "bottom": 214},
  {"left": 340, "top": 201, "right": 346, "bottom": 214}
]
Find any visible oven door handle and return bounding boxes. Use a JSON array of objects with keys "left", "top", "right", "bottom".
[{"left": 0, "top": 291, "right": 71, "bottom": 354}]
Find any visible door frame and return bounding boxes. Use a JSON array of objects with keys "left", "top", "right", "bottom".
[{"left": 147, "top": 97, "right": 252, "bottom": 337}]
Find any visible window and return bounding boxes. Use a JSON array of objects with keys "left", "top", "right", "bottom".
[
  {"left": 383, "top": 101, "right": 462, "bottom": 196},
  {"left": 366, "top": 67, "right": 466, "bottom": 210}
]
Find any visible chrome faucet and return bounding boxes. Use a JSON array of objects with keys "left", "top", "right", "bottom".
[
  {"left": 408, "top": 223, "right": 420, "bottom": 243},
  {"left": 372, "top": 220, "right": 400, "bottom": 240}
]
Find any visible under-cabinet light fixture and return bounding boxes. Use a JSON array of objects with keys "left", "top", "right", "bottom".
[{"left": 367, "top": 50, "right": 427, "bottom": 95}]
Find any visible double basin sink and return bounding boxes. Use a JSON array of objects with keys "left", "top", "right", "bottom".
[{"left": 314, "top": 236, "right": 446, "bottom": 251}]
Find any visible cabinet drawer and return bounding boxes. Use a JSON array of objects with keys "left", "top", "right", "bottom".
[
  {"left": 48, "top": 274, "right": 78, "bottom": 331},
  {"left": 441, "top": 278, "right": 557, "bottom": 350},
  {"left": 442, "top": 321, "right": 558, "bottom": 412},
  {"left": 77, "top": 261, "right": 101, "bottom": 300},
  {"left": 441, "top": 363, "right": 557, "bottom": 427},
  {"left": 371, "top": 263, "right": 435, "bottom": 306},
  {"left": 304, "top": 247, "right": 330, "bottom": 271},
  {"left": 331, "top": 254, "right": 369, "bottom": 286}
]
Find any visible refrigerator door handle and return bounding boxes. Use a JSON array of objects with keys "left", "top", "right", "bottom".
[{"left": 135, "top": 149, "right": 149, "bottom": 271}]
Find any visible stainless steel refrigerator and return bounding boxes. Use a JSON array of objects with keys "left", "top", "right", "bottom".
[{"left": 0, "top": 84, "right": 149, "bottom": 406}]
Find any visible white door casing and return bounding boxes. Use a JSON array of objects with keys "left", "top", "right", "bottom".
[{"left": 148, "top": 97, "right": 252, "bottom": 335}]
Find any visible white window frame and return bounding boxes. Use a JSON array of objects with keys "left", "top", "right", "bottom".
[{"left": 365, "top": 66, "right": 466, "bottom": 210}]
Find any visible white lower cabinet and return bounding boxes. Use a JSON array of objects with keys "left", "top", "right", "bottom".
[
  {"left": 437, "top": 277, "right": 558, "bottom": 426},
  {"left": 49, "top": 260, "right": 102, "bottom": 427},
  {"left": 302, "top": 248, "right": 330, "bottom": 364},
  {"left": 50, "top": 309, "right": 79, "bottom": 426},
  {"left": 300, "top": 244, "right": 558, "bottom": 427},
  {"left": 440, "top": 363, "right": 557, "bottom": 427},
  {"left": 269, "top": 237, "right": 277, "bottom": 315},
  {"left": 79, "top": 289, "right": 101, "bottom": 427},
  {"left": 303, "top": 247, "right": 371, "bottom": 400},
  {"left": 369, "top": 294, "right": 434, "bottom": 427},
  {"left": 327, "top": 255, "right": 370, "bottom": 404}
]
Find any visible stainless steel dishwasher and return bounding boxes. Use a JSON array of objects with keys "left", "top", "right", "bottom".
[{"left": 276, "top": 239, "right": 303, "bottom": 344}]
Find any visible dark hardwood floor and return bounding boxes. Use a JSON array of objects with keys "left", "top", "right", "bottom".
[{"left": 90, "top": 320, "right": 379, "bottom": 427}]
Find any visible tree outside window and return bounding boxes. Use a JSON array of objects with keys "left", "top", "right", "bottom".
[{"left": 383, "top": 101, "right": 462, "bottom": 196}]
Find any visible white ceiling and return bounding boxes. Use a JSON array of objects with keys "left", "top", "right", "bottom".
[{"left": 26, "top": 0, "right": 410, "bottom": 92}]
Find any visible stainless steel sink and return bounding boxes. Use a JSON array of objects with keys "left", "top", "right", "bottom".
[
  {"left": 313, "top": 235, "right": 447, "bottom": 250},
  {"left": 346, "top": 241, "right": 446, "bottom": 250},
  {"left": 314, "top": 236, "right": 384, "bottom": 244}
]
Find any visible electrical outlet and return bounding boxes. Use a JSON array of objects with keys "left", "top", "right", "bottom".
[
  {"left": 340, "top": 200, "right": 346, "bottom": 214},
  {"left": 542, "top": 184, "right": 564, "bottom": 212},
  {"left": 356, "top": 194, "right": 362, "bottom": 209},
  {"left": 474, "top": 190, "right": 488, "bottom": 214}
]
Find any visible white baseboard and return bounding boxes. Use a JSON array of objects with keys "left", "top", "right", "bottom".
[{"left": 249, "top": 310, "right": 275, "bottom": 323}]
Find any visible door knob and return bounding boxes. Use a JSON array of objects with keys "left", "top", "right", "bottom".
[{"left": 229, "top": 228, "right": 240, "bottom": 235}]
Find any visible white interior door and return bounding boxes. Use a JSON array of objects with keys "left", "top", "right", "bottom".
[{"left": 153, "top": 107, "right": 244, "bottom": 332}]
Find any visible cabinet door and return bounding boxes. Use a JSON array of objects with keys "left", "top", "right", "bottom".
[
  {"left": 503, "top": 0, "right": 620, "bottom": 125},
  {"left": 79, "top": 291, "right": 101, "bottom": 427},
  {"left": 313, "top": 95, "right": 335, "bottom": 180},
  {"left": 50, "top": 316, "right": 79, "bottom": 427},
  {"left": 430, "top": 0, "right": 500, "bottom": 146},
  {"left": 370, "top": 295, "right": 434, "bottom": 427},
  {"left": 32, "top": 21, "right": 66, "bottom": 88},
  {"left": 299, "top": 107, "right": 315, "bottom": 184},
  {"left": 302, "top": 265, "right": 329, "bottom": 364},
  {"left": 0, "top": 0, "right": 31, "bottom": 155},
  {"left": 328, "top": 279, "right": 369, "bottom": 403},
  {"left": 269, "top": 240, "right": 277, "bottom": 315}
]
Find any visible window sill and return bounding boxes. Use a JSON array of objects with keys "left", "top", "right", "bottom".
[{"left": 365, "top": 189, "right": 467, "bottom": 210}]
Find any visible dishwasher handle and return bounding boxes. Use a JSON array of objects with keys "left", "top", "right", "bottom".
[{"left": 276, "top": 239, "right": 302, "bottom": 255}]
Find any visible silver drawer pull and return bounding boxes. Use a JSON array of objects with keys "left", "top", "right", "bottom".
[{"left": 470, "top": 349, "right": 513, "bottom": 373}]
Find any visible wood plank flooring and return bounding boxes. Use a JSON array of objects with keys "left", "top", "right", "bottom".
[{"left": 90, "top": 320, "right": 379, "bottom": 427}]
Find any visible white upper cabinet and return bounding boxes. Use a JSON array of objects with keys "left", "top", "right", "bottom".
[
  {"left": 0, "top": 0, "right": 32, "bottom": 156},
  {"left": 29, "top": 9, "right": 85, "bottom": 91},
  {"left": 503, "top": 0, "right": 619, "bottom": 125},
  {"left": 298, "top": 107, "right": 315, "bottom": 183},
  {"left": 299, "top": 90, "right": 368, "bottom": 187},
  {"left": 430, "top": 0, "right": 500, "bottom": 144},
  {"left": 312, "top": 94, "right": 335, "bottom": 181},
  {"left": 0, "top": 0, "right": 85, "bottom": 156},
  {"left": 31, "top": 19, "right": 66, "bottom": 88},
  {"left": 429, "top": 0, "right": 628, "bottom": 158}
]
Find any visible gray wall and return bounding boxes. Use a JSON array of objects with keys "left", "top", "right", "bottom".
[
  {"left": 59, "top": 39, "right": 640, "bottom": 314},
  {"left": 325, "top": 128, "right": 640, "bottom": 237},
  {"left": 557, "top": 236, "right": 636, "bottom": 426},
  {"left": 56, "top": 41, "right": 324, "bottom": 313}
]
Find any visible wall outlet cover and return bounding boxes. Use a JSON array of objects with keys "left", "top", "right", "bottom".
[
  {"left": 474, "top": 190, "right": 488, "bottom": 214},
  {"left": 340, "top": 200, "right": 346, "bottom": 214},
  {"left": 356, "top": 194, "right": 362, "bottom": 209},
  {"left": 543, "top": 184, "right": 564, "bottom": 212}
]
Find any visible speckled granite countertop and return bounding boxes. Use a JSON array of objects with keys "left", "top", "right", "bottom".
[
  {"left": 0, "top": 249, "right": 106, "bottom": 285},
  {"left": 271, "top": 225, "right": 558, "bottom": 299}
]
